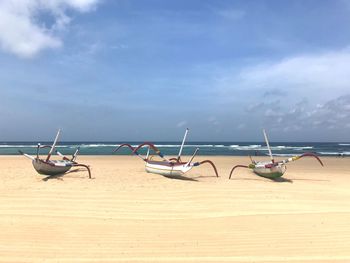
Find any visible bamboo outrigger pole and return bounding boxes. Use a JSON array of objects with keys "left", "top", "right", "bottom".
[
  {"left": 263, "top": 129, "right": 274, "bottom": 163},
  {"left": 46, "top": 129, "right": 61, "bottom": 162},
  {"left": 186, "top": 147, "right": 199, "bottom": 166},
  {"left": 177, "top": 128, "right": 189, "bottom": 161}
]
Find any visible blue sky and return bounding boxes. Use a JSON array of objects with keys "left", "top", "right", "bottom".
[{"left": 0, "top": 0, "right": 350, "bottom": 141}]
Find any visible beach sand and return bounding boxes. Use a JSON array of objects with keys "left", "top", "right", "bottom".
[{"left": 0, "top": 155, "right": 350, "bottom": 262}]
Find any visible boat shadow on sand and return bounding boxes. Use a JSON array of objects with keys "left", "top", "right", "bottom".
[
  {"left": 230, "top": 177, "right": 293, "bottom": 183},
  {"left": 160, "top": 174, "right": 221, "bottom": 182},
  {"left": 160, "top": 174, "right": 198, "bottom": 182},
  {"left": 231, "top": 177, "right": 329, "bottom": 183},
  {"left": 42, "top": 168, "right": 92, "bottom": 181}
]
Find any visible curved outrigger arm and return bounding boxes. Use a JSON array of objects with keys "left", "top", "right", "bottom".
[
  {"left": 114, "top": 143, "right": 135, "bottom": 153},
  {"left": 37, "top": 143, "right": 79, "bottom": 163},
  {"left": 192, "top": 160, "right": 219, "bottom": 177},
  {"left": 229, "top": 164, "right": 252, "bottom": 179},
  {"left": 278, "top": 152, "right": 324, "bottom": 166},
  {"left": 36, "top": 144, "right": 53, "bottom": 158},
  {"left": 113, "top": 143, "right": 146, "bottom": 161},
  {"left": 132, "top": 142, "right": 171, "bottom": 163},
  {"left": 72, "top": 163, "right": 92, "bottom": 179}
]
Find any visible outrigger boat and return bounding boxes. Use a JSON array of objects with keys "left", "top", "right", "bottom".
[
  {"left": 114, "top": 128, "right": 219, "bottom": 178},
  {"left": 19, "top": 129, "right": 91, "bottom": 178},
  {"left": 229, "top": 129, "right": 323, "bottom": 179}
]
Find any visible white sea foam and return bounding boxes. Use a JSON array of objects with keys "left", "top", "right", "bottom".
[
  {"left": 229, "top": 145, "right": 261, "bottom": 150},
  {"left": 228, "top": 144, "right": 313, "bottom": 151},
  {"left": 80, "top": 144, "right": 116, "bottom": 148},
  {"left": 112, "top": 144, "right": 221, "bottom": 148},
  {"left": 154, "top": 144, "right": 216, "bottom": 148},
  {"left": 272, "top": 153, "right": 296, "bottom": 157},
  {"left": 154, "top": 144, "right": 180, "bottom": 147},
  {"left": 0, "top": 143, "right": 314, "bottom": 152},
  {"left": 271, "top": 146, "right": 313, "bottom": 150},
  {"left": 185, "top": 144, "right": 215, "bottom": 147}
]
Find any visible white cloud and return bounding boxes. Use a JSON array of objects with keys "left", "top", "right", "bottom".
[
  {"left": 236, "top": 92, "right": 350, "bottom": 139},
  {"left": 217, "top": 49, "right": 350, "bottom": 106},
  {"left": 258, "top": 95, "right": 350, "bottom": 132},
  {"left": 197, "top": 48, "right": 350, "bottom": 139},
  {"left": 0, "top": 0, "right": 100, "bottom": 58},
  {"left": 239, "top": 49, "right": 350, "bottom": 99}
]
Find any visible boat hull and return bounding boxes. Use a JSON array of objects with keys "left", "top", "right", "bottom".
[
  {"left": 32, "top": 159, "right": 71, "bottom": 176},
  {"left": 145, "top": 161, "right": 192, "bottom": 177},
  {"left": 253, "top": 164, "right": 286, "bottom": 179}
]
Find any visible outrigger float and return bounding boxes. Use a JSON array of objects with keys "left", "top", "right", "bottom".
[
  {"left": 229, "top": 129, "right": 324, "bottom": 180},
  {"left": 114, "top": 128, "right": 219, "bottom": 178},
  {"left": 19, "top": 130, "right": 91, "bottom": 178}
]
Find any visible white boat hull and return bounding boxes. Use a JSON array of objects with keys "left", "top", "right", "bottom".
[
  {"left": 253, "top": 163, "right": 286, "bottom": 178},
  {"left": 145, "top": 161, "right": 192, "bottom": 177}
]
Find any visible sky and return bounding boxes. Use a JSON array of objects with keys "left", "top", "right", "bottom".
[{"left": 0, "top": 0, "right": 350, "bottom": 142}]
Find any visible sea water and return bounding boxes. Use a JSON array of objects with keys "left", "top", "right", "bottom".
[{"left": 0, "top": 141, "right": 349, "bottom": 156}]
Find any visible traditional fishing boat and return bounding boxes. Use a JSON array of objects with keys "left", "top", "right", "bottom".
[
  {"left": 114, "top": 128, "right": 219, "bottom": 178},
  {"left": 19, "top": 129, "right": 91, "bottom": 178},
  {"left": 229, "top": 129, "right": 323, "bottom": 179}
]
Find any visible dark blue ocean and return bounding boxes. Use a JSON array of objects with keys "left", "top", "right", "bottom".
[{"left": 0, "top": 141, "right": 349, "bottom": 157}]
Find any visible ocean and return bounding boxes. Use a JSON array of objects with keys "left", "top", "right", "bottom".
[{"left": 0, "top": 141, "right": 349, "bottom": 157}]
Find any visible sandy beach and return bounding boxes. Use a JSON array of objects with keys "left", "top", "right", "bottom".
[{"left": 0, "top": 155, "right": 349, "bottom": 262}]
